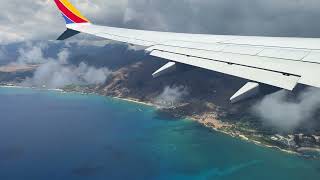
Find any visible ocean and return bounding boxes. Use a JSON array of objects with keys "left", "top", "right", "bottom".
[{"left": 0, "top": 87, "right": 319, "bottom": 180}]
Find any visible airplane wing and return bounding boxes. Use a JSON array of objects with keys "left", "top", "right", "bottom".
[{"left": 53, "top": 0, "right": 320, "bottom": 103}]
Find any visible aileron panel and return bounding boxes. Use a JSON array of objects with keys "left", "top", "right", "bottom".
[{"left": 150, "top": 50, "right": 299, "bottom": 90}]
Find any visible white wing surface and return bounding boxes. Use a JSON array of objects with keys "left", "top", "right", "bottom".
[{"left": 66, "top": 23, "right": 320, "bottom": 90}]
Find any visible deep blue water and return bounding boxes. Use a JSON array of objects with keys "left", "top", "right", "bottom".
[{"left": 0, "top": 87, "right": 319, "bottom": 180}]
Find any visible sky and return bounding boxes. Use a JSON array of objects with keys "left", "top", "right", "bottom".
[{"left": 1, "top": 0, "right": 320, "bottom": 44}]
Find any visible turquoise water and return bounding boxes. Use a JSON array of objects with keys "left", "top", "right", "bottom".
[{"left": 0, "top": 87, "right": 319, "bottom": 180}]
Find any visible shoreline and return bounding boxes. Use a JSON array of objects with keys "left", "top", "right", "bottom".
[
  {"left": 112, "top": 96, "right": 155, "bottom": 107},
  {"left": 188, "top": 117, "right": 299, "bottom": 155},
  {"left": 0, "top": 85, "right": 312, "bottom": 157}
]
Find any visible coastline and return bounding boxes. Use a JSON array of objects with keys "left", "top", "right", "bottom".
[
  {"left": 59, "top": 91, "right": 307, "bottom": 156},
  {"left": 188, "top": 115, "right": 299, "bottom": 155},
  {"left": 0, "top": 85, "right": 311, "bottom": 157},
  {"left": 112, "top": 96, "right": 155, "bottom": 107}
]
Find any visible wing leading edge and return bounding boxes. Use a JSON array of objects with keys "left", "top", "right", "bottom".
[{"left": 53, "top": 0, "right": 320, "bottom": 102}]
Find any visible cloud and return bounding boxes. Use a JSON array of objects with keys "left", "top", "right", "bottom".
[
  {"left": 154, "top": 85, "right": 189, "bottom": 107},
  {"left": 21, "top": 61, "right": 112, "bottom": 89},
  {"left": 16, "top": 42, "right": 49, "bottom": 64},
  {"left": 2, "top": 0, "right": 320, "bottom": 44},
  {"left": 0, "top": 0, "right": 127, "bottom": 44},
  {"left": 64, "top": 38, "right": 110, "bottom": 48},
  {"left": 252, "top": 88, "right": 320, "bottom": 131},
  {"left": 0, "top": 1, "right": 63, "bottom": 44},
  {"left": 56, "top": 48, "right": 69, "bottom": 64},
  {"left": 0, "top": 47, "right": 5, "bottom": 60},
  {"left": 14, "top": 41, "right": 72, "bottom": 65},
  {"left": 78, "top": 62, "right": 112, "bottom": 84},
  {"left": 18, "top": 44, "right": 113, "bottom": 89}
]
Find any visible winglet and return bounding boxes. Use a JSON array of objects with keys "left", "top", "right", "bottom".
[
  {"left": 57, "top": 29, "right": 80, "bottom": 40},
  {"left": 53, "top": 0, "right": 90, "bottom": 40},
  {"left": 53, "top": 0, "right": 90, "bottom": 24}
]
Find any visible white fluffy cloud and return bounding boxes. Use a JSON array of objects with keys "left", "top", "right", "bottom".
[
  {"left": 252, "top": 88, "right": 320, "bottom": 131},
  {"left": 22, "top": 60, "right": 112, "bottom": 89},
  {"left": 16, "top": 42, "right": 113, "bottom": 89},
  {"left": 16, "top": 42, "right": 49, "bottom": 64},
  {"left": 14, "top": 41, "right": 72, "bottom": 65},
  {"left": 154, "top": 85, "right": 189, "bottom": 107}
]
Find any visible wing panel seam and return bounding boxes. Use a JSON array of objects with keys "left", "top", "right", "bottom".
[
  {"left": 151, "top": 49, "right": 301, "bottom": 78},
  {"left": 153, "top": 44, "right": 312, "bottom": 63}
]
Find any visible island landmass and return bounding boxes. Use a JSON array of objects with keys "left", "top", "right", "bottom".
[{"left": 1, "top": 56, "right": 320, "bottom": 159}]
